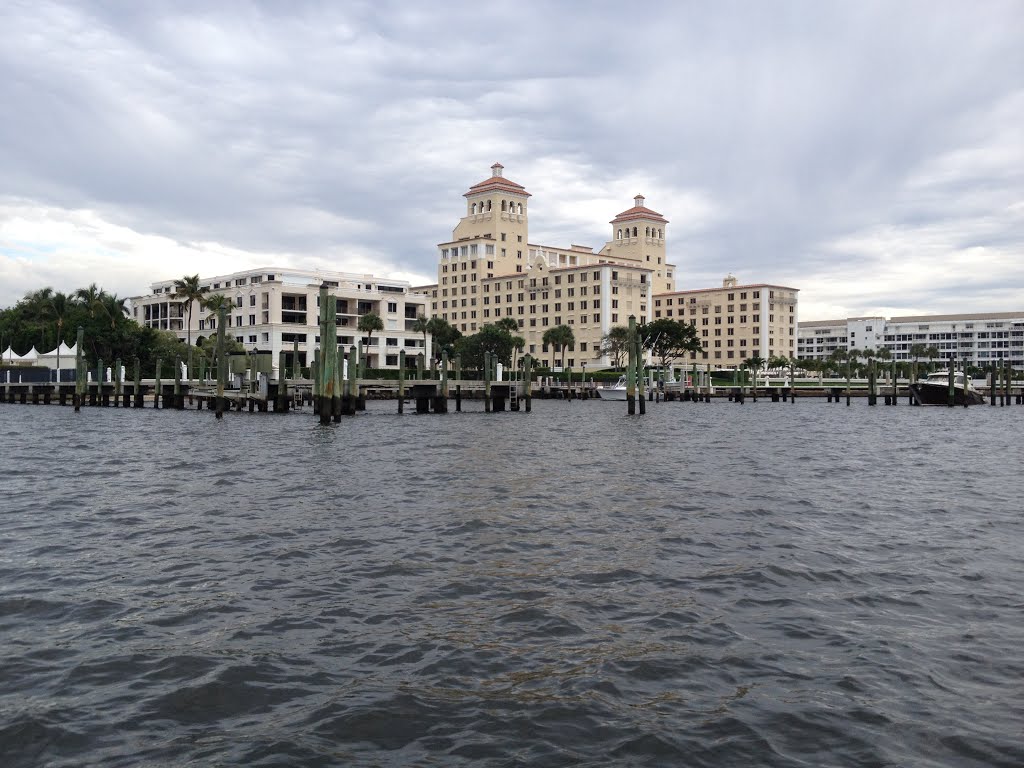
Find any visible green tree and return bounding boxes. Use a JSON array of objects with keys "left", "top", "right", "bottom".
[
  {"left": 357, "top": 312, "right": 385, "bottom": 350},
  {"left": 411, "top": 314, "right": 430, "bottom": 357},
  {"left": 172, "top": 274, "right": 209, "bottom": 347},
  {"left": 744, "top": 354, "right": 766, "bottom": 387},
  {"left": 203, "top": 293, "right": 229, "bottom": 323},
  {"left": 495, "top": 317, "right": 519, "bottom": 334},
  {"left": 599, "top": 326, "right": 630, "bottom": 368},
  {"left": 925, "top": 345, "right": 940, "bottom": 372},
  {"left": 75, "top": 283, "right": 103, "bottom": 317},
  {"left": 640, "top": 318, "right": 702, "bottom": 369},
  {"left": 453, "top": 323, "right": 516, "bottom": 373},
  {"left": 542, "top": 324, "right": 575, "bottom": 369},
  {"left": 426, "top": 316, "right": 461, "bottom": 360},
  {"left": 99, "top": 293, "right": 130, "bottom": 331}
]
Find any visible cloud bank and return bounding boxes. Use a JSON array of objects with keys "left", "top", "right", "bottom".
[{"left": 1, "top": 0, "right": 1021, "bottom": 321}]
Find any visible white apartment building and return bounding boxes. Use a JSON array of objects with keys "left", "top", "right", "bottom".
[
  {"left": 798, "top": 312, "right": 1024, "bottom": 367},
  {"left": 131, "top": 267, "right": 430, "bottom": 371}
]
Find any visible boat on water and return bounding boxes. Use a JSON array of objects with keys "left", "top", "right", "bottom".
[
  {"left": 599, "top": 375, "right": 628, "bottom": 401},
  {"left": 909, "top": 370, "right": 985, "bottom": 406}
]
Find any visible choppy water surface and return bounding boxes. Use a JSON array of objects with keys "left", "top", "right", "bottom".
[{"left": 2, "top": 398, "right": 1023, "bottom": 767}]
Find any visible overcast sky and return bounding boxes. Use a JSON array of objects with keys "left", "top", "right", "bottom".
[{"left": 1, "top": 0, "right": 1021, "bottom": 320}]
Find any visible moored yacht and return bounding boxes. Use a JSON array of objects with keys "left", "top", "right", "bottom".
[{"left": 909, "top": 370, "right": 985, "bottom": 406}]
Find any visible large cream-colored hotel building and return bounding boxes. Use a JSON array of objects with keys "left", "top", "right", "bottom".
[{"left": 418, "top": 163, "right": 798, "bottom": 368}]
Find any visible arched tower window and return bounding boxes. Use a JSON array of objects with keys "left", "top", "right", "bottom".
[
  {"left": 658, "top": 228, "right": 663, "bottom": 239},
  {"left": 501, "top": 200, "right": 507, "bottom": 212},
  {"left": 471, "top": 203, "right": 477, "bottom": 214},
  {"left": 487, "top": 200, "right": 492, "bottom": 211},
  {"left": 632, "top": 226, "right": 638, "bottom": 237},
  {"left": 517, "top": 202, "right": 523, "bottom": 214},
  {"left": 617, "top": 229, "right": 622, "bottom": 239},
  {"left": 645, "top": 226, "right": 650, "bottom": 237}
]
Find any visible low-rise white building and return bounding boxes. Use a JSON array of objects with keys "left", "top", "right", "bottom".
[
  {"left": 131, "top": 267, "right": 430, "bottom": 371},
  {"left": 798, "top": 312, "right": 1024, "bottom": 367}
]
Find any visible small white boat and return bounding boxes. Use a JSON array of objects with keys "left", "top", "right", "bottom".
[{"left": 600, "top": 375, "right": 628, "bottom": 401}]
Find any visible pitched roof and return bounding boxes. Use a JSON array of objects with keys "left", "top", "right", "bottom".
[
  {"left": 610, "top": 204, "right": 668, "bottom": 225},
  {"left": 464, "top": 164, "right": 531, "bottom": 198}
]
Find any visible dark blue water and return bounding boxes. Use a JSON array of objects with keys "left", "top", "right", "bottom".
[{"left": 2, "top": 399, "right": 1022, "bottom": 767}]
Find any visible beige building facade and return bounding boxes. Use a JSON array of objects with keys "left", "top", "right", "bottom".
[
  {"left": 653, "top": 275, "right": 800, "bottom": 364},
  {"left": 422, "top": 163, "right": 678, "bottom": 369}
]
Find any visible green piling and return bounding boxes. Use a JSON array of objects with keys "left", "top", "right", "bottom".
[
  {"left": 133, "top": 357, "right": 141, "bottom": 408},
  {"left": 174, "top": 354, "right": 182, "bottom": 409},
  {"left": 215, "top": 304, "right": 226, "bottom": 418},
  {"left": 398, "top": 349, "right": 406, "bottom": 414},
  {"left": 73, "top": 327, "right": 84, "bottom": 410},
  {"left": 627, "top": 316, "right": 637, "bottom": 415}
]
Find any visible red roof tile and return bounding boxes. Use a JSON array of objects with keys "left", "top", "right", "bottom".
[{"left": 610, "top": 205, "right": 668, "bottom": 225}]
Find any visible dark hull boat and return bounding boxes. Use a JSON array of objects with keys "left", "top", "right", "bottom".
[{"left": 909, "top": 372, "right": 985, "bottom": 406}]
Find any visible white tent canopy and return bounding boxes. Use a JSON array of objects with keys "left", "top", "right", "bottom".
[
  {"left": 3, "top": 346, "right": 39, "bottom": 362},
  {"left": 37, "top": 342, "right": 78, "bottom": 368}
]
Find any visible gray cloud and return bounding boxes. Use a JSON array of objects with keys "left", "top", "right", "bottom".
[{"left": 1, "top": 0, "right": 1021, "bottom": 318}]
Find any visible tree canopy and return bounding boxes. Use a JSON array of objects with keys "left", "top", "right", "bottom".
[
  {"left": 542, "top": 324, "right": 575, "bottom": 368},
  {"left": 172, "top": 274, "right": 209, "bottom": 347},
  {"left": 640, "top": 318, "right": 702, "bottom": 368},
  {"left": 1, "top": 283, "right": 178, "bottom": 375}
]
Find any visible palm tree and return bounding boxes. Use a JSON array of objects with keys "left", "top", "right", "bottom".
[
  {"left": 49, "top": 292, "right": 71, "bottom": 382},
  {"left": 203, "top": 293, "right": 229, "bottom": 324},
  {"left": 511, "top": 335, "right": 525, "bottom": 370},
  {"left": 75, "top": 283, "right": 103, "bottom": 317},
  {"left": 99, "top": 293, "right": 130, "bottom": 330},
  {"left": 744, "top": 354, "right": 765, "bottom": 388},
  {"left": 411, "top": 314, "right": 430, "bottom": 357},
  {"left": 542, "top": 324, "right": 575, "bottom": 369},
  {"left": 172, "top": 274, "right": 208, "bottom": 347},
  {"left": 357, "top": 312, "right": 384, "bottom": 366},
  {"left": 925, "top": 345, "right": 940, "bottom": 372}
]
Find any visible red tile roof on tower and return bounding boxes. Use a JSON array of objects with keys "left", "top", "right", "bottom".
[
  {"left": 610, "top": 200, "right": 668, "bottom": 225},
  {"left": 464, "top": 162, "right": 532, "bottom": 197}
]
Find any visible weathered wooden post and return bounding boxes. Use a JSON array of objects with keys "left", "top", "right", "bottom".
[
  {"left": 868, "top": 359, "right": 877, "bottom": 406},
  {"left": 789, "top": 359, "right": 796, "bottom": 403},
  {"left": 523, "top": 354, "right": 532, "bottom": 412},
  {"left": 277, "top": 350, "right": 288, "bottom": 412},
  {"left": 627, "top": 316, "right": 637, "bottom": 415},
  {"left": 174, "top": 354, "right": 183, "bottom": 409},
  {"left": 95, "top": 357, "right": 104, "bottom": 406},
  {"left": 317, "top": 285, "right": 333, "bottom": 425},
  {"left": 292, "top": 339, "right": 301, "bottom": 379},
  {"left": 398, "top": 349, "right": 406, "bottom": 414},
  {"left": 417, "top": 352, "right": 425, "bottom": 381},
  {"left": 1002, "top": 359, "right": 1009, "bottom": 407},
  {"left": 355, "top": 340, "right": 365, "bottom": 411},
  {"left": 348, "top": 345, "right": 359, "bottom": 412},
  {"left": 947, "top": 359, "right": 955, "bottom": 407},
  {"left": 311, "top": 349, "right": 320, "bottom": 414},
  {"left": 112, "top": 357, "right": 121, "bottom": 407},
  {"left": 215, "top": 304, "right": 227, "bottom": 419},
  {"left": 133, "top": 357, "right": 142, "bottom": 408},
  {"left": 73, "top": 326, "right": 84, "bottom": 411},
  {"left": 483, "top": 351, "right": 492, "bottom": 413},
  {"left": 153, "top": 357, "right": 161, "bottom": 410},
  {"left": 439, "top": 349, "right": 449, "bottom": 413},
  {"left": 636, "top": 334, "right": 646, "bottom": 415},
  {"left": 333, "top": 344, "right": 343, "bottom": 421},
  {"left": 845, "top": 355, "right": 851, "bottom": 407},
  {"left": 455, "top": 354, "right": 462, "bottom": 411}
]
